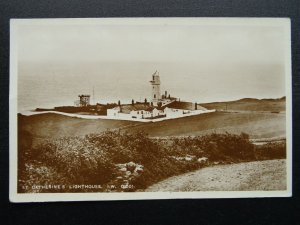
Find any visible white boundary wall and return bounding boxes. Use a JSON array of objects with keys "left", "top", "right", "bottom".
[{"left": 20, "top": 109, "right": 216, "bottom": 123}]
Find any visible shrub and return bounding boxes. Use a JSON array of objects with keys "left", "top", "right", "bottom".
[
  {"left": 19, "top": 130, "right": 282, "bottom": 193},
  {"left": 168, "top": 132, "right": 255, "bottom": 162},
  {"left": 254, "top": 141, "right": 286, "bottom": 160}
]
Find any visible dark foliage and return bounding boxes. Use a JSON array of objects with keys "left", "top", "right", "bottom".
[
  {"left": 254, "top": 141, "right": 286, "bottom": 160},
  {"left": 18, "top": 130, "right": 285, "bottom": 193}
]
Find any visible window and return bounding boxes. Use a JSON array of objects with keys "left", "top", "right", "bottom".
[{"left": 154, "top": 94, "right": 156, "bottom": 98}]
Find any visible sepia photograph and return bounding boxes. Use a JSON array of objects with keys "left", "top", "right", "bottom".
[{"left": 9, "top": 18, "right": 292, "bottom": 202}]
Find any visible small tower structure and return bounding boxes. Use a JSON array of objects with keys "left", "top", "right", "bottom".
[
  {"left": 149, "top": 70, "right": 161, "bottom": 106},
  {"left": 78, "top": 95, "right": 90, "bottom": 107}
]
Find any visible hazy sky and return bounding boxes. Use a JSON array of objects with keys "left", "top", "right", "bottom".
[{"left": 14, "top": 18, "right": 289, "bottom": 110}]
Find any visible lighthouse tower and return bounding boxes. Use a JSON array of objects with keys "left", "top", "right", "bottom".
[{"left": 150, "top": 70, "right": 161, "bottom": 106}]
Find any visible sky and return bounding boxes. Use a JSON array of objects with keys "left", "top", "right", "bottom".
[{"left": 14, "top": 18, "right": 290, "bottom": 111}]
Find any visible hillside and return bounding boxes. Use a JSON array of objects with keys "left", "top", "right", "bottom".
[
  {"left": 18, "top": 129, "right": 286, "bottom": 193},
  {"left": 122, "top": 111, "right": 286, "bottom": 139},
  {"left": 18, "top": 97, "right": 286, "bottom": 145},
  {"left": 18, "top": 113, "right": 140, "bottom": 146},
  {"left": 200, "top": 97, "right": 285, "bottom": 112},
  {"left": 17, "top": 99, "right": 287, "bottom": 193}
]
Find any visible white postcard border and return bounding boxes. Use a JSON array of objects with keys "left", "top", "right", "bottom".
[{"left": 9, "top": 17, "right": 292, "bottom": 202}]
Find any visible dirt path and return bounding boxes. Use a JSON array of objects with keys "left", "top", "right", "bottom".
[{"left": 146, "top": 159, "right": 286, "bottom": 192}]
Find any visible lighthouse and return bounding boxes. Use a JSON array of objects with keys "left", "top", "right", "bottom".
[{"left": 150, "top": 70, "right": 161, "bottom": 106}]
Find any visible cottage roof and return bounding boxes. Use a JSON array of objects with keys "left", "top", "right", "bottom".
[
  {"left": 109, "top": 106, "right": 121, "bottom": 111},
  {"left": 162, "top": 101, "right": 207, "bottom": 111},
  {"left": 162, "top": 101, "right": 194, "bottom": 110},
  {"left": 121, "top": 103, "right": 154, "bottom": 114}
]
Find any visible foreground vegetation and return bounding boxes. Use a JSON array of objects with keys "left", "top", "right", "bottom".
[{"left": 18, "top": 131, "right": 286, "bottom": 193}]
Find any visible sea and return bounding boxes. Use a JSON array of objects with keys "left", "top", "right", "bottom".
[
  {"left": 17, "top": 61, "right": 285, "bottom": 113},
  {"left": 18, "top": 74, "right": 150, "bottom": 112},
  {"left": 17, "top": 62, "right": 210, "bottom": 113}
]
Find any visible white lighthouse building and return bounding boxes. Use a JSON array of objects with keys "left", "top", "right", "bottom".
[
  {"left": 106, "top": 70, "right": 213, "bottom": 121},
  {"left": 150, "top": 70, "right": 161, "bottom": 106}
]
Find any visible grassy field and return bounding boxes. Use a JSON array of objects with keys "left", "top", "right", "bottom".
[
  {"left": 122, "top": 111, "right": 286, "bottom": 139},
  {"left": 18, "top": 98, "right": 286, "bottom": 149},
  {"left": 18, "top": 113, "right": 139, "bottom": 147},
  {"left": 200, "top": 97, "right": 285, "bottom": 112},
  {"left": 18, "top": 97, "right": 286, "bottom": 146},
  {"left": 19, "top": 113, "right": 140, "bottom": 137},
  {"left": 19, "top": 111, "right": 286, "bottom": 143},
  {"left": 125, "top": 97, "right": 286, "bottom": 138},
  {"left": 19, "top": 112, "right": 286, "bottom": 147}
]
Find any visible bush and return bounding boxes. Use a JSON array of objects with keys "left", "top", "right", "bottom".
[
  {"left": 168, "top": 132, "right": 255, "bottom": 162},
  {"left": 254, "top": 141, "right": 286, "bottom": 160},
  {"left": 18, "top": 130, "right": 284, "bottom": 193}
]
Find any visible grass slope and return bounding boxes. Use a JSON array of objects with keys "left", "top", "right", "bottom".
[
  {"left": 122, "top": 111, "right": 286, "bottom": 139},
  {"left": 18, "top": 113, "right": 140, "bottom": 146},
  {"left": 200, "top": 97, "right": 285, "bottom": 112},
  {"left": 18, "top": 97, "right": 286, "bottom": 143}
]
